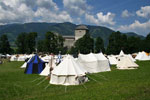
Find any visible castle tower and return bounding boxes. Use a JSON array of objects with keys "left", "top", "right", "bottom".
[{"left": 75, "top": 25, "right": 89, "bottom": 41}]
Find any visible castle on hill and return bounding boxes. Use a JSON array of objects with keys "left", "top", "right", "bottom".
[{"left": 63, "top": 25, "right": 89, "bottom": 48}]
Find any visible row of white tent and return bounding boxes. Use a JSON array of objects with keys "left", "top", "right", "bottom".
[
  {"left": 10, "top": 54, "right": 34, "bottom": 61},
  {"left": 21, "top": 51, "right": 141, "bottom": 85},
  {"left": 108, "top": 50, "right": 150, "bottom": 65},
  {"left": 135, "top": 51, "right": 150, "bottom": 61}
]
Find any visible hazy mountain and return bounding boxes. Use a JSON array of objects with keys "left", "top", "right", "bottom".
[{"left": 0, "top": 22, "right": 144, "bottom": 47}]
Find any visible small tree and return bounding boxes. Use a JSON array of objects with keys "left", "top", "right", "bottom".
[
  {"left": 106, "top": 31, "right": 127, "bottom": 55},
  {"left": 37, "top": 40, "right": 45, "bottom": 53},
  {"left": 95, "top": 36, "right": 105, "bottom": 53},
  {"left": 15, "top": 33, "right": 27, "bottom": 54},
  {"left": 144, "top": 33, "right": 150, "bottom": 52},
  {"left": 0, "top": 34, "right": 11, "bottom": 54},
  {"left": 44, "top": 32, "right": 57, "bottom": 54},
  {"left": 26, "top": 32, "right": 37, "bottom": 54},
  {"left": 74, "top": 33, "right": 94, "bottom": 54}
]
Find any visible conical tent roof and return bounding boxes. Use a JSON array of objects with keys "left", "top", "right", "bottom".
[
  {"left": 52, "top": 55, "right": 87, "bottom": 76},
  {"left": 117, "top": 56, "right": 139, "bottom": 69},
  {"left": 28, "top": 54, "right": 44, "bottom": 64},
  {"left": 119, "top": 50, "right": 125, "bottom": 56}
]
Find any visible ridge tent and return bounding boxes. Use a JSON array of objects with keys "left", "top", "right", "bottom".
[
  {"left": 50, "top": 55, "right": 88, "bottom": 85},
  {"left": 117, "top": 56, "right": 139, "bottom": 70},
  {"left": 78, "top": 53, "right": 111, "bottom": 73},
  {"left": 24, "top": 54, "right": 45, "bottom": 74}
]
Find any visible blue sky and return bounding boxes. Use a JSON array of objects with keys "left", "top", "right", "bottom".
[{"left": 0, "top": 0, "right": 150, "bottom": 36}]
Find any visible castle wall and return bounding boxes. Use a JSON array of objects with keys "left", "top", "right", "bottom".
[
  {"left": 64, "top": 38, "right": 75, "bottom": 48},
  {"left": 75, "top": 30, "right": 87, "bottom": 40}
]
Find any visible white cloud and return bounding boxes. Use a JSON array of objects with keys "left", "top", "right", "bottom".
[
  {"left": 23, "top": 0, "right": 59, "bottom": 11},
  {"left": 118, "top": 20, "right": 150, "bottom": 36},
  {"left": 63, "top": 0, "right": 92, "bottom": 16},
  {"left": 121, "top": 10, "right": 133, "bottom": 18},
  {"left": 97, "top": 12, "right": 115, "bottom": 25},
  {"left": 85, "top": 12, "right": 115, "bottom": 26},
  {"left": 35, "top": 8, "right": 72, "bottom": 23},
  {"left": 136, "top": 6, "right": 150, "bottom": 18},
  {"left": 0, "top": 0, "right": 72, "bottom": 24}
]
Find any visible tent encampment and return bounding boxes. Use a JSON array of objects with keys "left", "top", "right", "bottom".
[
  {"left": 24, "top": 54, "right": 45, "bottom": 74},
  {"left": 50, "top": 55, "right": 88, "bottom": 85}
]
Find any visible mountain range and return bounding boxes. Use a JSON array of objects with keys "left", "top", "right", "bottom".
[{"left": 0, "top": 22, "right": 144, "bottom": 47}]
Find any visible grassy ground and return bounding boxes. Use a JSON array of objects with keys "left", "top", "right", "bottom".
[{"left": 0, "top": 61, "right": 150, "bottom": 100}]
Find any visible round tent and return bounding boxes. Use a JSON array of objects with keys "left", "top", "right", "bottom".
[{"left": 50, "top": 55, "right": 88, "bottom": 85}]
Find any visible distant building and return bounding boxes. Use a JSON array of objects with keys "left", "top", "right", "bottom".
[
  {"left": 75, "top": 25, "right": 89, "bottom": 40},
  {"left": 63, "top": 25, "right": 89, "bottom": 48}
]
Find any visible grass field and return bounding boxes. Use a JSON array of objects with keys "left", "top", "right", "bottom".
[{"left": 0, "top": 61, "right": 150, "bottom": 100}]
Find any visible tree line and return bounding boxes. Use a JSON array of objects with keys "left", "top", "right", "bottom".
[{"left": 0, "top": 31, "right": 150, "bottom": 55}]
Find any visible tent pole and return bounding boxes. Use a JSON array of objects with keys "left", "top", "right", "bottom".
[
  {"left": 36, "top": 78, "right": 47, "bottom": 85},
  {"left": 86, "top": 75, "right": 102, "bottom": 85},
  {"left": 31, "top": 77, "right": 43, "bottom": 83},
  {"left": 78, "top": 78, "right": 87, "bottom": 89},
  {"left": 44, "top": 84, "right": 50, "bottom": 90},
  {"left": 65, "top": 86, "right": 67, "bottom": 93}
]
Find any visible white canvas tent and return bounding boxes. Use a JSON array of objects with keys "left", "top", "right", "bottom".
[
  {"left": 117, "top": 56, "right": 139, "bottom": 69},
  {"left": 40, "top": 60, "right": 56, "bottom": 76},
  {"left": 135, "top": 51, "right": 150, "bottom": 61},
  {"left": 127, "top": 54, "right": 136, "bottom": 62},
  {"left": 10, "top": 55, "right": 18, "bottom": 61},
  {"left": 18, "top": 55, "right": 26, "bottom": 61},
  {"left": 50, "top": 55, "right": 88, "bottom": 85},
  {"left": 78, "top": 53, "right": 111, "bottom": 73},
  {"left": 108, "top": 55, "right": 117, "bottom": 65},
  {"left": 41, "top": 55, "right": 51, "bottom": 62},
  {"left": 20, "top": 57, "right": 32, "bottom": 68}
]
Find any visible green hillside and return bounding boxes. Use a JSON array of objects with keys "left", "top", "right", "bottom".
[{"left": 0, "top": 22, "right": 144, "bottom": 47}]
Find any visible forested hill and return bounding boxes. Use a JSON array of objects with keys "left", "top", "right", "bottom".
[{"left": 0, "top": 22, "right": 144, "bottom": 46}]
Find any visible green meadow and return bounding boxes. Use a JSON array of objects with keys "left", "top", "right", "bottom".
[{"left": 0, "top": 61, "right": 150, "bottom": 100}]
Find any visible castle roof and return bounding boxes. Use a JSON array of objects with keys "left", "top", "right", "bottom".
[{"left": 75, "top": 25, "right": 88, "bottom": 30}]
